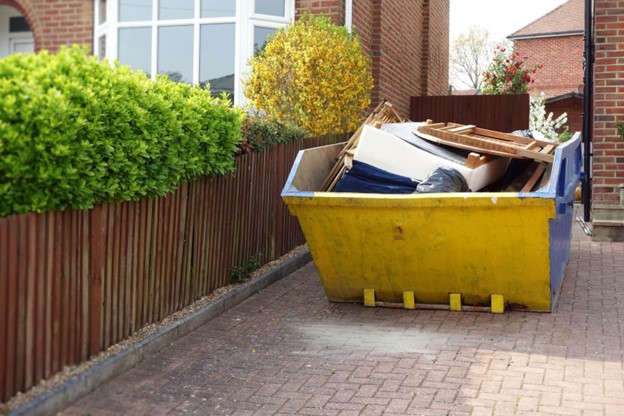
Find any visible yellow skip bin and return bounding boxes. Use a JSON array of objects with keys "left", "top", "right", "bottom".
[{"left": 282, "top": 134, "right": 582, "bottom": 312}]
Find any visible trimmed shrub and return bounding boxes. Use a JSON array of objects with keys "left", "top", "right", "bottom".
[
  {"left": 0, "top": 46, "right": 242, "bottom": 217},
  {"left": 244, "top": 14, "right": 373, "bottom": 136},
  {"left": 237, "top": 114, "right": 309, "bottom": 155}
]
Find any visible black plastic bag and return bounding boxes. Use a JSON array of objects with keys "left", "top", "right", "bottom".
[{"left": 414, "top": 167, "right": 470, "bottom": 193}]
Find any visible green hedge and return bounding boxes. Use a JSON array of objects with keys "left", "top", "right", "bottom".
[
  {"left": 237, "top": 114, "right": 309, "bottom": 155},
  {"left": 0, "top": 46, "right": 242, "bottom": 217}
]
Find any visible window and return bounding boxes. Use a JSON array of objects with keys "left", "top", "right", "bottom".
[
  {"left": 9, "top": 16, "right": 31, "bottom": 33},
  {"left": 94, "top": 0, "right": 294, "bottom": 105}
]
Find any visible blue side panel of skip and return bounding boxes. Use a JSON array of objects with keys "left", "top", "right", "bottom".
[{"left": 537, "top": 135, "right": 583, "bottom": 309}]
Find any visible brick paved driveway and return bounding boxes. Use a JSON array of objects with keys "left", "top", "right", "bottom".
[{"left": 62, "top": 223, "right": 624, "bottom": 416}]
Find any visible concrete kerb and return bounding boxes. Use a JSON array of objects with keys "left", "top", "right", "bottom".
[{"left": 8, "top": 250, "right": 312, "bottom": 416}]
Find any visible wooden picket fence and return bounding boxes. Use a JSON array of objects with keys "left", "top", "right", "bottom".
[
  {"left": 410, "top": 94, "right": 530, "bottom": 132},
  {"left": 0, "top": 134, "right": 346, "bottom": 403}
]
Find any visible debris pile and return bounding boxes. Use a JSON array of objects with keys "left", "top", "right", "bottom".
[{"left": 322, "top": 102, "right": 559, "bottom": 194}]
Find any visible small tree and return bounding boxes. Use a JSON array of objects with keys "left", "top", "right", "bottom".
[
  {"left": 481, "top": 45, "right": 541, "bottom": 95},
  {"left": 449, "top": 26, "right": 494, "bottom": 90},
  {"left": 244, "top": 14, "right": 373, "bottom": 136}
]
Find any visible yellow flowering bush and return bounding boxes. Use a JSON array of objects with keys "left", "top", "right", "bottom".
[{"left": 244, "top": 14, "right": 373, "bottom": 136}]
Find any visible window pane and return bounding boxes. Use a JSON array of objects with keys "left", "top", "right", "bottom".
[
  {"left": 98, "top": 0, "right": 107, "bottom": 24},
  {"left": 255, "top": 0, "right": 285, "bottom": 17},
  {"left": 159, "top": 0, "right": 194, "bottom": 20},
  {"left": 254, "top": 27, "right": 276, "bottom": 55},
  {"left": 119, "top": 0, "right": 151, "bottom": 22},
  {"left": 118, "top": 27, "right": 152, "bottom": 76},
  {"left": 200, "top": 24, "right": 235, "bottom": 97},
  {"left": 201, "top": 0, "right": 235, "bottom": 18},
  {"left": 158, "top": 26, "right": 193, "bottom": 83},
  {"left": 98, "top": 35, "right": 106, "bottom": 59},
  {"left": 9, "top": 17, "right": 30, "bottom": 33}
]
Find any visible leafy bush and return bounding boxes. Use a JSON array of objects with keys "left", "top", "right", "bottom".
[
  {"left": 482, "top": 45, "right": 541, "bottom": 95},
  {"left": 244, "top": 14, "right": 373, "bottom": 136},
  {"left": 237, "top": 113, "right": 309, "bottom": 155},
  {"left": 230, "top": 253, "right": 262, "bottom": 284},
  {"left": 0, "top": 46, "right": 242, "bottom": 217}
]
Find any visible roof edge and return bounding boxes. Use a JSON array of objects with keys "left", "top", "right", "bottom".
[
  {"left": 508, "top": 30, "right": 584, "bottom": 40},
  {"left": 545, "top": 92, "right": 583, "bottom": 103}
]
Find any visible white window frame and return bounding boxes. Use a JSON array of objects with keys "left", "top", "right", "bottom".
[{"left": 94, "top": 0, "right": 293, "bottom": 106}]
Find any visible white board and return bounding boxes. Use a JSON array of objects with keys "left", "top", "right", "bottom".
[{"left": 353, "top": 125, "right": 510, "bottom": 191}]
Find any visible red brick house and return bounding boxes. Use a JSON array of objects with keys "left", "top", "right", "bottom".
[
  {"left": 591, "top": 0, "right": 624, "bottom": 240},
  {"left": 508, "top": 0, "right": 584, "bottom": 134},
  {"left": 0, "top": 0, "right": 449, "bottom": 117}
]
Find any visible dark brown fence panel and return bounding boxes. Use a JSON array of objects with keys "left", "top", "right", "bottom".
[
  {"left": 410, "top": 94, "right": 530, "bottom": 132},
  {"left": 0, "top": 134, "right": 346, "bottom": 403}
]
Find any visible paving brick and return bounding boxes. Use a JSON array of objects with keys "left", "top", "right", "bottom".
[{"left": 60, "top": 223, "right": 624, "bottom": 416}]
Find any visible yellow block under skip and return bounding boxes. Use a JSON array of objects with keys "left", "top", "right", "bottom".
[
  {"left": 450, "top": 293, "right": 462, "bottom": 312},
  {"left": 491, "top": 294, "right": 505, "bottom": 314},
  {"left": 363, "top": 289, "right": 375, "bottom": 307},
  {"left": 403, "top": 291, "right": 415, "bottom": 310}
]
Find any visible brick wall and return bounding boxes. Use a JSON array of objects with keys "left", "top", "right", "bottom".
[
  {"left": 295, "top": 0, "right": 345, "bottom": 24},
  {"left": 374, "top": 0, "right": 424, "bottom": 116},
  {"left": 9, "top": 0, "right": 93, "bottom": 53},
  {"left": 593, "top": 0, "right": 624, "bottom": 203},
  {"left": 514, "top": 36, "right": 584, "bottom": 98},
  {"left": 426, "top": 0, "right": 449, "bottom": 95}
]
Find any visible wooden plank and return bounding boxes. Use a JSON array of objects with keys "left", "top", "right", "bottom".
[
  {"left": 417, "top": 125, "right": 519, "bottom": 158},
  {"left": 153, "top": 197, "right": 164, "bottom": 322},
  {"left": 542, "top": 144, "right": 556, "bottom": 155},
  {"left": 123, "top": 201, "right": 133, "bottom": 338},
  {"left": 51, "top": 211, "right": 62, "bottom": 374},
  {"left": 24, "top": 214, "right": 37, "bottom": 390},
  {"left": 89, "top": 205, "right": 104, "bottom": 356},
  {"left": 504, "top": 162, "right": 542, "bottom": 192},
  {"left": 144, "top": 198, "right": 157, "bottom": 325},
  {"left": 0, "top": 219, "right": 8, "bottom": 401},
  {"left": 135, "top": 199, "right": 147, "bottom": 330},
  {"left": 103, "top": 204, "right": 115, "bottom": 348},
  {"left": 474, "top": 126, "right": 559, "bottom": 147},
  {"left": 537, "top": 163, "right": 554, "bottom": 189},
  {"left": 173, "top": 187, "right": 185, "bottom": 310},
  {"left": 163, "top": 193, "right": 174, "bottom": 318},
  {"left": 198, "top": 178, "right": 210, "bottom": 297},
  {"left": 129, "top": 201, "right": 139, "bottom": 334},
  {"left": 111, "top": 203, "right": 121, "bottom": 344},
  {"left": 417, "top": 125, "right": 554, "bottom": 163},
  {"left": 473, "top": 127, "right": 534, "bottom": 145},
  {"left": 61, "top": 211, "right": 72, "bottom": 367},
  {"left": 521, "top": 163, "right": 547, "bottom": 192},
  {"left": 515, "top": 147, "right": 554, "bottom": 163},
  {"left": 71, "top": 211, "right": 79, "bottom": 364},
  {"left": 182, "top": 182, "right": 193, "bottom": 304},
  {"left": 448, "top": 124, "right": 475, "bottom": 134},
  {"left": 15, "top": 215, "right": 28, "bottom": 393},
  {"left": 43, "top": 212, "right": 54, "bottom": 378},
  {"left": 5, "top": 217, "right": 18, "bottom": 399},
  {"left": 80, "top": 210, "right": 90, "bottom": 361}
]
